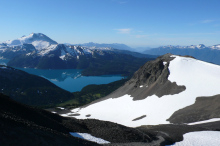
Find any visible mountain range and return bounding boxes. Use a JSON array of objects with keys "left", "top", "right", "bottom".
[
  {"left": 0, "top": 33, "right": 155, "bottom": 76},
  {"left": 144, "top": 44, "right": 220, "bottom": 65},
  {"left": 74, "top": 42, "right": 135, "bottom": 51}
]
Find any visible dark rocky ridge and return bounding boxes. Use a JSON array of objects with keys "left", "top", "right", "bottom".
[
  {"left": 110, "top": 54, "right": 186, "bottom": 100},
  {"left": 168, "top": 94, "right": 220, "bottom": 124},
  {"left": 125, "top": 53, "right": 186, "bottom": 100},
  {"left": 83, "top": 54, "right": 186, "bottom": 107},
  {"left": 0, "top": 93, "right": 97, "bottom": 146},
  {"left": 0, "top": 93, "right": 167, "bottom": 145}
]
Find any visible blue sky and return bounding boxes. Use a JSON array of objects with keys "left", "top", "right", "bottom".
[{"left": 0, "top": 0, "right": 220, "bottom": 48}]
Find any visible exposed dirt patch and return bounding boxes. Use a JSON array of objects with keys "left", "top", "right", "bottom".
[
  {"left": 86, "top": 114, "right": 91, "bottom": 117},
  {"left": 137, "top": 124, "right": 207, "bottom": 145},
  {"left": 132, "top": 115, "right": 147, "bottom": 121},
  {"left": 74, "top": 119, "right": 157, "bottom": 144},
  {"left": 68, "top": 114, "right": 80, "bottom": 116}
]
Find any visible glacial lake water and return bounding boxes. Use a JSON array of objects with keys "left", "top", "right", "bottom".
[{"left": 0, "top": 59, "right": 123, "bottom": 92}]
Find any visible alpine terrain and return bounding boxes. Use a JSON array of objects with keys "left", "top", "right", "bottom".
[{"left": 56, "top": 54, "right": 220, "bottom": 145}]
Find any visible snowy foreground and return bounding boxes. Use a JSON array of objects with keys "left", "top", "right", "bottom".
[
  {"left": 173, "top": 131, "right": 220, "bottom": 146},
  {"left": 69, "top": 132, "right": 110, "bottom": 144},
  {"left": 61, "top": 56, "right": 220, "bottom": 127}
]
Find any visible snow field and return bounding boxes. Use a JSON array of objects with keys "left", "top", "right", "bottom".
[
  {"left": 173, "top": 131, "right": 220, "bottom": 146},
  {"left": 187, "top": 118, "right": 220, "bottom": 125},
  {"left": 70, "top": 132, "right": 110, "bottom": 144}
]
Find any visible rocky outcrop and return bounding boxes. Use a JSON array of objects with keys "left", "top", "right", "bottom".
[
  {"left": 168, "top": 94, "right": 220, "bottom": 124},
  {"left": 89, "top": 54, "right": 186, "bottom": 104}
]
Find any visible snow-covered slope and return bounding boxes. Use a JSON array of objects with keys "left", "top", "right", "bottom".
[
  {"left": 173, "top": 131, "right": 220, "bottom": 146},
  {"left": 187, "top": 118, "right": 220, "bottom": 125},
  {"left": 70, "top": 132, "right": 110, "bottom": 144},
  {"left": 4, "top": 33, "right": 57, "bottom": 50},
  {"left": 61, "top": 54, "right": 220, "bottom": 127}
]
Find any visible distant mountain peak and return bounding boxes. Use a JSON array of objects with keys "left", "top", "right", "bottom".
[
  {"left": 211, "top": 44, "right": 220, "bottom": 50},
  {"left": 197, "top": 44, "right": 206, "bottom": 48},
  {"left": 156, "top": 44, "right": 220, "bottom": 50},
  {"left": 3, "top": 33, "right": 58, "bottom": 50}
]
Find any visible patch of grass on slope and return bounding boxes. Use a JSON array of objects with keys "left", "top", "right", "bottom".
[{"left": 57, "top": 78, "right": 128, "bottom": 108}]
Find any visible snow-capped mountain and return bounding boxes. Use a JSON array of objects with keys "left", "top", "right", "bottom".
[
  {"left": 6, "top": 42, "right": 153, "bottom": 76},
  {"left": 3, "top": 33, "right": 58, "bottom": 50},
  {"left": 152, "top": 44, "right": 217, "bottom": 50},
  {"left": 60, "top": 54, "right": 220, "bottom": 127},
  {"left": 74, "top": 42, "right": 135, "bottom": 51},
  {"left": 211, "top": 44, "right": 220, "bottom": 50},
  {"left": 144, "top": 44, "right": 220, "bottom": 65},
  {"left": 35, "top": 43, "right": 117, "bottom": 61}
]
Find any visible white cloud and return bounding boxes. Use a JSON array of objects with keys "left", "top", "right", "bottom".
[
  {"left": 114, "top": 28, "right": 149, "bottom": 39},
  {"left": 111, "top": 0, "right": 128, "bottom": 4},
  {"left": 114, "top": 28, "right": 132, "bottom": 34},
  {"left": 133, "top": 35, "right": 148, "bottom": 38},
  {"left": 201, "top": 19, "right": 215, "bottom": 23},
  {"left": 214, "top": 24, "right": 220, "bottom": 27},
  {"left": 119, "top": 1, "right": 128, "bottom": 4}
]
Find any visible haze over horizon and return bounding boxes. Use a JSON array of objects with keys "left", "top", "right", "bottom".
[{"left": 0, "top": 0, "right": 220, "bottom": 49}]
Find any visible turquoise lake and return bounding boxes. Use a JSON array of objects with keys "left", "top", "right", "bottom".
[{"left": 0, "top": 59, "right": 123, "bottom": 92}]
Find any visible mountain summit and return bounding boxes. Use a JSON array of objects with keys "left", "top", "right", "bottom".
[{"left": 4, "top": 33, "right": 58, "bottom": 50}]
